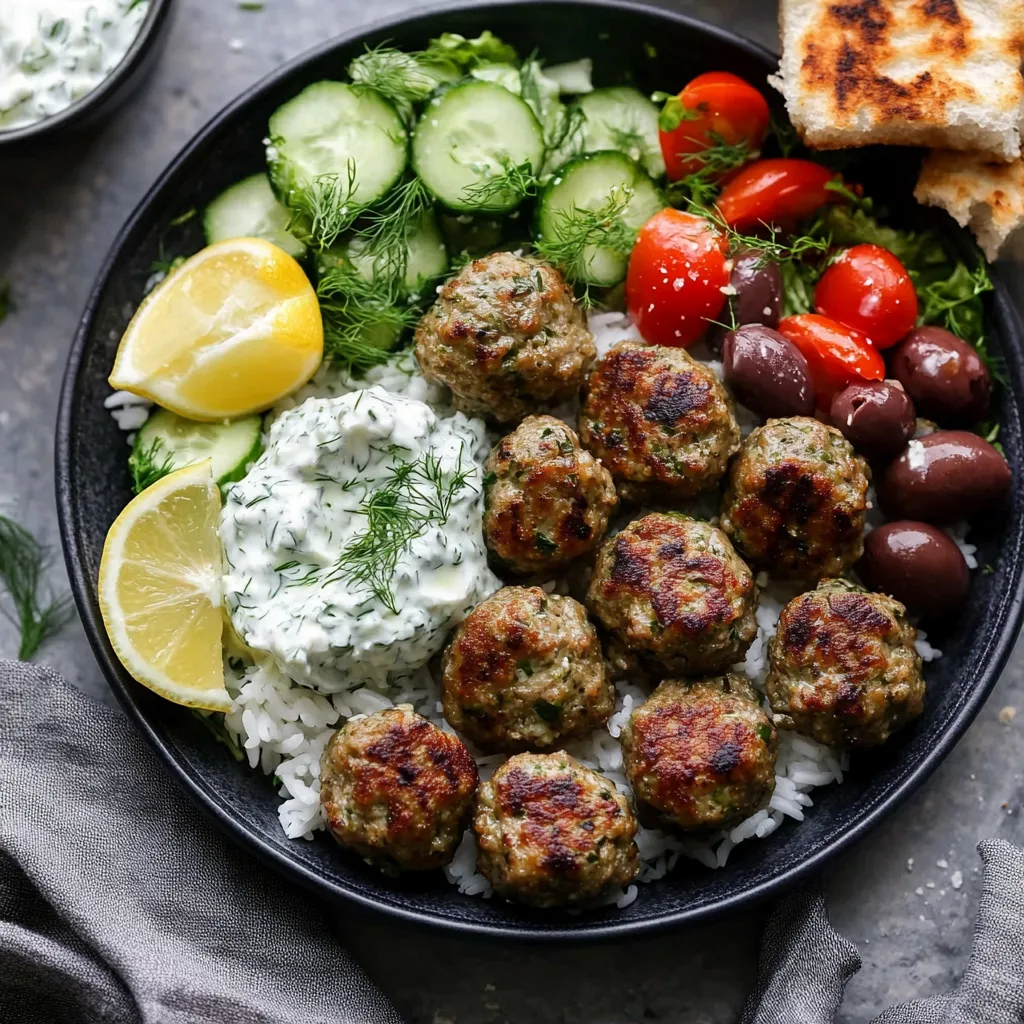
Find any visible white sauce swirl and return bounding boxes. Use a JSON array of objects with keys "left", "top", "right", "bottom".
[
  {"left": 221, "top": 387, "right": 500, "bottom": 691},
  {"left": 0, "top": 0, "right": 149, "bottom": 131}
]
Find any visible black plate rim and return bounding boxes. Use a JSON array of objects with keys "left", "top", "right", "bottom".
[{"left": 56, "top": 0, "right": 1024, "bottom": 942}]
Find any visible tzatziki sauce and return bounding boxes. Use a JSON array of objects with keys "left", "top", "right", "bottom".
[
  {"left": 0, "top": 0, "right": 149, "bottom": 132},
  {"left": 221, "top": 387, "right": 501, "bottom": 691}
]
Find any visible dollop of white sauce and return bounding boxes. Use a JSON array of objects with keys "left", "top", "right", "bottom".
[
  {"left": 0, "top": 0, "right": 149, "bottom": 131},
  {"left": 220, "top": 387, "right": 500, "bottom": 692}
]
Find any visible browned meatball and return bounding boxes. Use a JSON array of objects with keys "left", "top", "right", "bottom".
[
  {"left": 766, "top": 579, "right": 924, "bottom": 748},
  {"left": 720, "top": 417, "right": 870, "bottom": 581},
  {"left": 473, "top": 752, "right": 638, "bottom": 907},
  {"left": 414, "top": 251, "right": 595, "bottom": 423},
  {"left": 578, "top": 342, "right": 740, "bottom": 503},
  {"left": 483, "top": 415, "right": 618, "bottom": 576},
  {"left": 620, "top": 676, "right": 777, "bottom": 832},
  {"left": 319, "top": 707, "right": 478, "bottom": 872},
  {"left": 442, "top": 587, "right": 614, "bottom": 752},
  {"left": 586, "top": 513, "right": 758, "bottom": 677}
]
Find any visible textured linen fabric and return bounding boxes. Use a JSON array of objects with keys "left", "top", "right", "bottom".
[
  {"left": 740, "top": 840, "right": 1024, "bottom": 1024},
  {"left": 0, "top": 660, "right": 403, "bottom": 1024}
]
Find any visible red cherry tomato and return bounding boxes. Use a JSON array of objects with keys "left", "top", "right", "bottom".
[
  {"left": 626, "top": 208, "right": 729, "bottom": 347},
  {"left": 776, "top": 314, "right": 885, "bottom": 404},
  {"left": 716, "top": 159, "right": 840, "bottom": 231},
  {"left": 658, "top": 71, "right": 770, "bottom": 182},
  {"left": 813, "top": 244, "right": 919, "bottom": 349}
]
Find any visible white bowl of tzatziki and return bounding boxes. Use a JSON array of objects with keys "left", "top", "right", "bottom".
[{"left": 0, "top": 0, "right": 167, "bottom": 139}]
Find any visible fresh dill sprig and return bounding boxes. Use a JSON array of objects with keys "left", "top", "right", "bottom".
[
  {"left": 534, "top": 186, "right": 637, "bottom": 301},
  {"left": 688, "top": 198, "right": 832, "bottom": 265},
  {"left": 323, "top": 451, "right": 475, "bottom": 613},
  {"left": 460, "top": 160, "right": 539, "bottom": 210},
  {"left": 349, "top": 176, "right": 434, "bottom": 283},
  {"left": 545, "top": 103, "right": 586, "bottom": 157},
  {"left": 167, "top": 207, "right": 197, "bottom": 227},
  {"left": 0, "top": 515, "right": 74, "bottom": 661},
  {"left": 667, "top": 135, "right": 754, "bottom": 207},
  {"left": 128, "top": 438, "right": 176, "bottom": 494},
  {"left": 347, "top": 45, "right": 440, "bottom": 109},
  {"left": 286, "top": 161, "right": 360, "bottom": 253}
]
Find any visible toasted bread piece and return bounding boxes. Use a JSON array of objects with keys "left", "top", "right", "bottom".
[
  {"left": 916, "top": 150, "right": 1024, "bottom": 260},
  {"left": 769, "top": 0, "right": 1024, "bottom": 160}
]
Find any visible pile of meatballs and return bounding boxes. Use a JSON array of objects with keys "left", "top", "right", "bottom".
[{"left": 317, "top": 250, "right": 1010, "bottom": 909}]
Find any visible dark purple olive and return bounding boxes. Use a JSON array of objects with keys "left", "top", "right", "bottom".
[
  {"left": 859, "top": 521, "right": 970, "bottom": 618},
  {"left": 830, "top": 380, "right": 916, "bottom": 461},
  {"left": 889, "top": 326, "right": 991, "bottom": 425},
  {"left": 706, "top": 250, "right": 782, "bottom": 354},
  {"left": 877, "top": 430, "right": 1011, "bottom": 524},
  {"left": 722, "top": 324, "right": 815, "bottom": 418}
]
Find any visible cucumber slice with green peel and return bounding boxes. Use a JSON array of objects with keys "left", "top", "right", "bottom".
[
  {"left": 130, "top": 409, "right": 264, "bottom": 492},
  {"left": 203, "top": 174, "right": 306, "bottom": 258},
  {"left": 536, "top": 151, "right": 665, "bottom": 287},
  {"left": 346, "top": 208, "right": 449, "bottom": 297},
  {"left": 439, "top": 212, "right": 507, "bottom": 258},
  {"left": 412, "top": 80, "right": 544, "bottom": 214},
  {"left": 576, "top": 88, "right": 665, "bottom": 178},
  {"left": 266, "top": 82, "right": 408, "bottom": 213}
]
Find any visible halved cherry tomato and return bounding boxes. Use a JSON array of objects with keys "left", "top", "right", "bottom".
[
  {"left": 626, "top": 208, "right": 729, "bottom": 347},
  {"left": 776, "top": 313, "right": 885, "bottom": 405},
  {"left": 813, "top": 244, "right": 919, "bottom": 349},
  {"left": 658, "top": 71, "right": 770, "bottom": 182},
  {"left": 716, "top": 159, "right": 840, "bottom": 231}
]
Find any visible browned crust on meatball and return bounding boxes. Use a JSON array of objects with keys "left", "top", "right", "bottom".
[
  {"left": 483, "top": 415, "right": 618, "bottom": 576},
  {"left": 720, "top": 416, "right": 870, "bottom": 581},
  {"left": 320, "top": 707, "right": 478, "bottom": 872},
  {"left": 442, "top": 587, "right": 614, "bottom": 752},
  {"left": 414, "top": 252, "right": 595, "bottom": 423},
  {"left": 766, "top": 579, "right": 924, "bottom": 748},
  {"left": 586, "top": 513, "right": 758, "bottom": 676},
  {"left": 620, "top": 676, "right": 777, "bottom": 832},
  {"left": 473, "top": 752, "right": 638, "bottom": 907},
  {"left": 578, "top": 342, "right": 740, "bottom": 503}
]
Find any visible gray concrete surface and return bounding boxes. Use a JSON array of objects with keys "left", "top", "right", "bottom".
[{"left": 1, "top": 1, "right": 1023, "bottom": 1021}]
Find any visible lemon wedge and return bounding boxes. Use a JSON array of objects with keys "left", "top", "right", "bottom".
[
  {"left": 99, "top": 460, "right": 230, "bottom": 712},
  {"left": 108, "top": 237, "right": 323, "bottom": 420}
]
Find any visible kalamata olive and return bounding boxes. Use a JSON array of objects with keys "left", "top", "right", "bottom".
[
  {"left": 722, "top": 324, "right": 816, "bottom": 418},
  {"left": 877, "top": 430, "right": 1011, "bottom": 524},
  {"left": 859, "top": 521, "right": 970, "bottom": 618},
  {"left": 706, "top": 250, "right": 782, "bottom": 353},
  {"left": 830, "top": 380, "right": 916, "bottom": 461},
  {"left": 889, "top": 326, "right": 991, "bottom": 425}
]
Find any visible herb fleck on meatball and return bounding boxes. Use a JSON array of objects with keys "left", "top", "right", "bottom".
[
  {"left": 442, "top": 587, "right": 614, "bottom": 752},
  {"left": 720, "top": 416, "right": 870, "bottom": 581},
  {"left": 319, "top": 707, "right": 478, "bottom": 873},
  {"left": 621, "top": 675, "right": 777, "bottom": 832},
  {"left": 483, "top": 415, "right": 618, "bottom": 576},
  {"left": 766, "top": 579, "right": 924, "bottom": 748},
  {"left": 587, "top": 512, "right": 759, "bottom": 677},
  {"left": 473, "top": 751, "right": 638, "bottom": 907},
  {"left": 414, "top": 251, "right": 595, "bottom": 424},
  {"left": 578, "top": 342, "right": 740, "bottom": 503}
]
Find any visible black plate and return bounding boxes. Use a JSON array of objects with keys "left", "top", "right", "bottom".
[{"left": 56, "top": 0, "right": 1024, "bottom": 940}]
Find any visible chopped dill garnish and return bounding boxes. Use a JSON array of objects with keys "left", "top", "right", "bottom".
[
  {"left": 192, "top": 710, "right": 245, "bottom": 761},
  {"left": 0, "top": 515, "right": 74, "bottom": 661},
  {"left": 286, "top": 161, "right": 360, "bottom": 253},
  {"left": 534, "top": 187, "right": 637, "bottom": 301},
  {"left": 128, "top": 438, "right": 176, "bottom": 494},
  {"left": 460, "top": 160, "right": 538, "bottom": 210},
  {"left": 321, "top": 451, "right": 475, "bottom": 613}
]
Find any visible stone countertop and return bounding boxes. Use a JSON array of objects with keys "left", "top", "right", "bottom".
[{"left": 1, "top": 1, "right": 1022, "bottom": 1021}]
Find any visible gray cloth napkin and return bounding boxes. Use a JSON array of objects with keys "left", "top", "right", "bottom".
[
  {"left": 0, "top": 659, "right": 403, "bottom": 1024},
  {"left": 740, "top": 839, "right": 1024, "bottom": 1023}
]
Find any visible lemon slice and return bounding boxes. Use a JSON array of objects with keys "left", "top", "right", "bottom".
[
  {"left": 108, "top": 237, "right": 323, "bottom": 420},
  {"left": 99, "top": 460, "right": 230, "bottom": 711}
]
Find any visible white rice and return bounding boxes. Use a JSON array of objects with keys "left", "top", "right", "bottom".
[{"left": 107, "top": 307, "right": 965, "bottom": 907}]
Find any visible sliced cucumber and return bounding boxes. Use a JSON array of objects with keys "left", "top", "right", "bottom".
[
  {"left": 537, "top": 151, "right": 664, "bottom": 287},
  {"left": 131, "top": 409, "right": 264, "bottom": 491},
  {"left": 577, "top": 88, "right": 665, "bottom": 178},
  {"left": 346, "top": 208, "right": 449, "bottom": 297},
  {"left": 203, "top": 174, "right": 306, "bottom": 258},
  {"left": 412, "top": 79, "right": 544, "bottom": 214},
  {"left": 267, "top": 82, "right": 408, "bottom": 212},
  {"left": 439, "top": 212, "right": 507, "bottom": 258}
]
